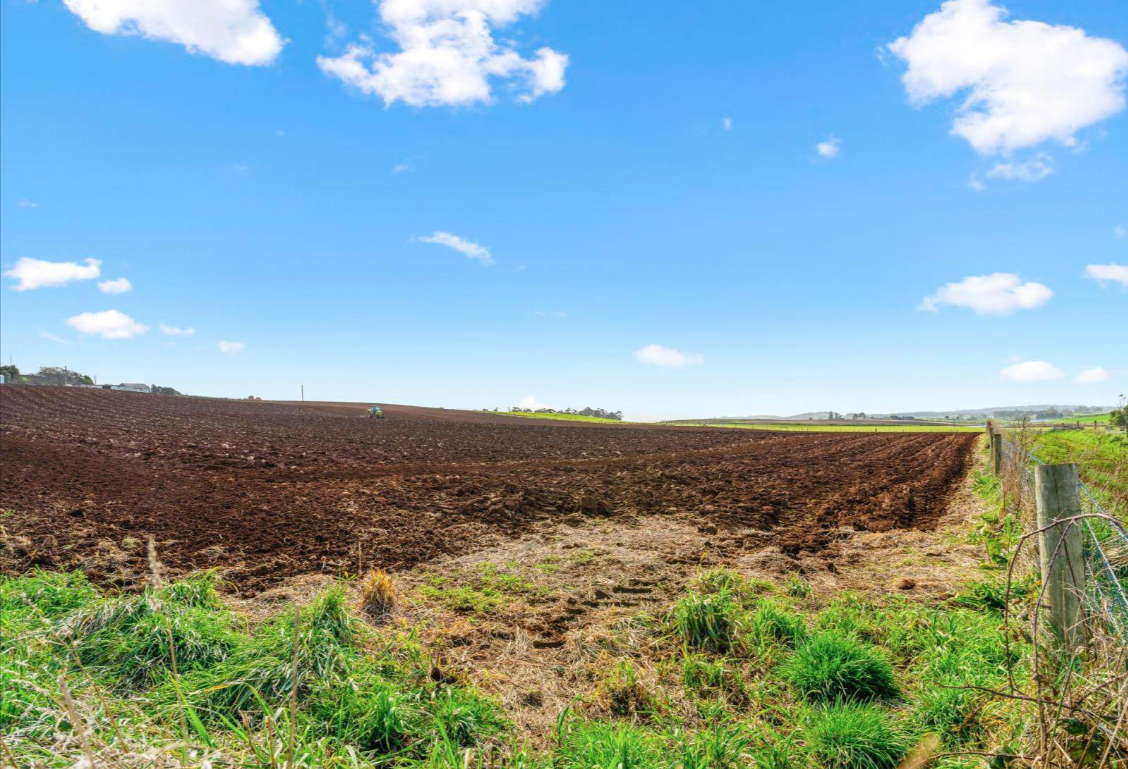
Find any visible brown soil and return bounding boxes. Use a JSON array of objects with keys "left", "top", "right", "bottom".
[{"left": 0, "top": 387, "right": 977, "bottom": 594}]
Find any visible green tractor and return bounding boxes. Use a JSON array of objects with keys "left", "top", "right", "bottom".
[{"left": 367, "top": 405, "right": 384, "bottom": 419}]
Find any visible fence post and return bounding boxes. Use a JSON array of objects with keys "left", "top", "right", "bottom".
[
  {"left": 1034, "top": 463, "right": 1087, "bottom": 651},
  {"left": 990, "top": 429, "right": 1003, "bottom": 477}
]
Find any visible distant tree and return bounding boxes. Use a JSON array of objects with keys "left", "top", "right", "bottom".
[
  {"left": 0, "top": 364, "right": 19, "bottom": 381},
  {"left": 1111, "top": 408, "right": 1127, "bottom": 429},
  {"left": 35, "top": 366, "right": 92, "bottom": 386},
  {"left": 150, "top": 385, "right": 181, "bottom": 396}
]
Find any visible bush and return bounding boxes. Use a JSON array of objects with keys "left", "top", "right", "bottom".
[
  {"left": 804, "top": 704, "right": 911, "bottom": 769},
  {"left": 783, "top": 633, "right": 898, "bottom": 703}
]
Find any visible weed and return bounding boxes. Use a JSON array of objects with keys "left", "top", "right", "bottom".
[
  {"left": 783, "top": 632, "right": 898, "bottom": 704},
  {"left": 358, "top": 568, "right": 395, "bottom": 619},
  {"left": 785, "top": 576, "right": 813, "bottom": 599},
  {"left": 598, "top": 659, "right": 656, "bottom": 719},
  {"left": 676, "top": 724, "right": 753, "bottom": 768},
  {"left": 747, "top": 599, "right": 808, "bottom": 649},
  {"left": 553, "top": 721, "right": 664, "bottom": 769},
  {"left": 681, "top": 654, "right": 747, "bottom": 702},
  {"left": 803, "top": 704, "right": 912, "bottom": 769},
  {"left": 671, "top": 591, "right": 742, "bottom": 653}
]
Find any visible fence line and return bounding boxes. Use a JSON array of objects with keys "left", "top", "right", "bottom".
[{"left": 997, "top": 433, "right": 1128, "bottom": 639}]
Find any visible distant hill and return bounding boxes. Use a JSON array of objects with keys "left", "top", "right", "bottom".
[{"left": 709, "top": 405, "right": 1114, "bottom": 422}]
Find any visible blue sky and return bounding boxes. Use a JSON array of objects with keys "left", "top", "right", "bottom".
[{"left": 1, "top": 0, "right": 1125, "bottom": 420}]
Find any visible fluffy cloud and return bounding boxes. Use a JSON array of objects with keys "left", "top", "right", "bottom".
[
  {"left": 635, "top": 344, "right": 704, "bottom": 369},
  {"left": 1000, "top": 360, "right": 1063, "bottom": 382},
  {"left": 65, "top": 309, "right": 149, "bottom": 339},
  {"left": 160, "top": 323, "right": 196, "bottom": 337},
  {"left": 4, "top": 257, "right": 101, "bottom": 291},
  {"left": 515, "top": 395, "right": 547, "bottom": 410},
  {"left": 986, "top": 154, "right": 1053, "bottom": 183},
  {"left": 218, "top": 340, "right": 247, "bottom": 355},
  {"left": 1084, "top": 263, "right": 1128, "bottom": 287},
  {"left": 1075, "top": 367, "right": 1110, "bottom": 385},
  {"left": 417, "top": 231, "right": 494, "bottom": 265},
  {"left": 722, "top": 117, "right": 732, "bottom": 131},
  {"left": 918, "top": 273, "right": 1052, "bottom": 315},
  {"left": 97, "top": 277, "right": 133, "bottom": 294},
  {"left": 816, "top": 137, "right": 841, "bottom": 158},
  {"left": 63, "top": 0, "right": 284, "bottom": 66},
  {"left": 887, "top": 0, "right": 1128, "bottom": 155},
  {"left": 317, "top": 0, "right": 568, "bottom": 107}
]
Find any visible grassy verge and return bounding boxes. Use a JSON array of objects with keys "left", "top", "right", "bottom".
[
  {"left": 478, "top": 411, "right": 628, "bottom": 424},
  {"left": 673, "top": 422, "right": 982, "bottom": 433},
  {"left": 1026, "top": 431, "right": 1127, "bottom": 519},
  {"left": 3, "top": 559, "right": 1037, "bottom": 768}
]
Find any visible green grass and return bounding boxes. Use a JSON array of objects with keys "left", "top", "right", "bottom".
[
  {"left": 479, "top": 411, "right": 628, "bottom": 424},
  {"left": 1035, "top": 412, "right": 1112, "bottom": 425},
  {"left": 673, "top": 422, "right": 982, "bottom": 433},
  {"left": 803, "top": 704, "right": 912, "bottom": 769},
  {"left": 1026, "top": 431, "right": 1127, "bottom": 518},
  {"left": 2, "top": 564, "right": 1036, "bottom": 769},
  {"left": 670, "top": 590, "right": 742, "bottom": 653},
  {"left": 782, "top": 633, "right": 898, "bottom": 704}
]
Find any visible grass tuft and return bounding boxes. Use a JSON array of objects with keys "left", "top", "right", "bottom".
[
  {"left": 671, "top": 590, "right": 741, "bottom": 653},
  {"left": 359, "top": 568, "right": 396, "bottom": 620},
  {"left": 783, "top": 632, "right": 898, "bottom": 703},
  {"left": 804, "top": 704, "right": 912, "bottom": 769}
]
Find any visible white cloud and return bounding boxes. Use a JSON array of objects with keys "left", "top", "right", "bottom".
[
  {"left": 39, "top": 330, "right": 72, "bottom": 345},
  {"left": 985, "top": 153, "right": 1053, "bottom": 183},
  {"left": 887, "top": 0, "right": 1128, "bottom": 154},
  {"left": 515, "top": 395, "right": 547, "bottom": 410},
  {"left": 417, "top": 231, "right": 494, "bottom": 265},
  {"left": 392, "top": 161, "right": 413, "bottom": 174},
  {"left": 159, "top": 323, "right": 196, "bottom": 337},
  {"left": 1115, "top": 225, "right": 1127, "bottom": 240},
  {"left": 918, "top": 272, "right": 1052, "bottom": 315},
  {"left": 1000, "top": 360, "right": 1063, "bottom": 382},
  {"left": 218, "top": 340, "right": 246, "bottom": 355},
  {"left": 4, "top": 257, "right": 101, "bottom": 291},
  {"left": 1084, "top": 262, "right": 1128, "bottom": 287},
  {"left": 816, "top": 137, "right": 841, "bottom": 158},
  {"left": 722, "top": 117, "right": 732, "bottom": 131},
  {"left": 65, "top": 309, "right": 148, "bottom": 339},
  {"left": 18, "top": 200, "right": 39, "bottom": 209},
  {"left": 317, "top": 0, "right": 568, "bottom": 107},
  {"left": 635, "top": 344, "right": 704, "bottom": 369},
  {"left": 63, "top": 0, "right": 284, "bottom": 66},
  {"left": 97, "top": 277, "right": 133, "bottom": 294},
  {"left": 1075, "top": 367, "right": 1110, "bottom": 385}
]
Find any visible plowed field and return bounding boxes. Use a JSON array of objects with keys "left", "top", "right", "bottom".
[{"left": 0, "top": 388, "right": 977, "bottom": 593}]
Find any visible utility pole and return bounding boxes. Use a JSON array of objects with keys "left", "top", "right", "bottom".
[{"left": 301, "top": 385, "right": 304, "bottom": 402}]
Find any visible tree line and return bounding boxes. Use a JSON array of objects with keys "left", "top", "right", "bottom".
[{"left": 508, "top": 406, "right": 624, "bottom": 421}]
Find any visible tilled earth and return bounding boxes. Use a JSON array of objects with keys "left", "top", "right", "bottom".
[{"left": 0, "top": 388, "right": 977, "bottom": 593}]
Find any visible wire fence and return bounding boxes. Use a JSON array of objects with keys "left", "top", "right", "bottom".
[{"left": 999, "top": 435, "right": 1128, "bottom": 639}]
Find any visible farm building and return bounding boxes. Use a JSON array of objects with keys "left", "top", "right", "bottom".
[{"left": 110, "top": 383, "right": 152, "bottom": 393}]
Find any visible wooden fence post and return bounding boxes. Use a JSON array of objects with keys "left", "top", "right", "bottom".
[
  {"left": 991, "top": 429, "right": 1003, "bottom": 477},
  {"left": 1035, "top": 463, "right": 1086, "bottom": 651}
]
